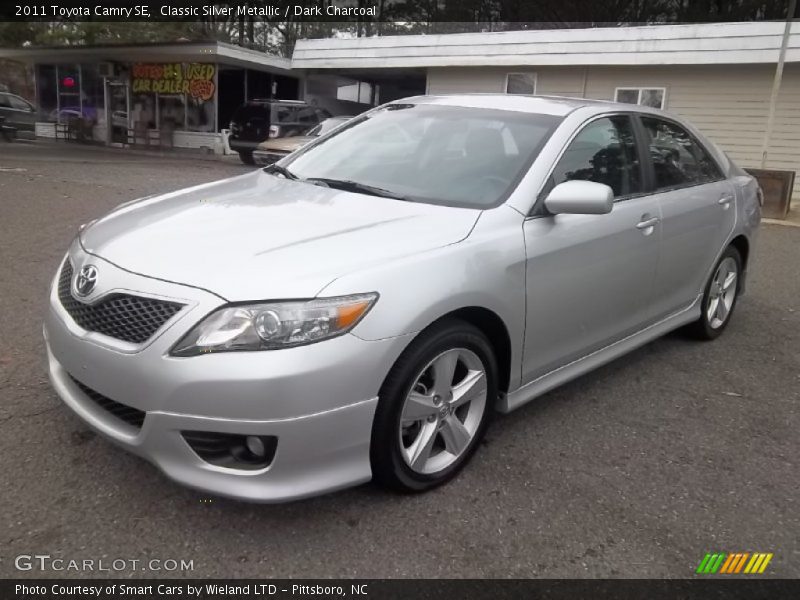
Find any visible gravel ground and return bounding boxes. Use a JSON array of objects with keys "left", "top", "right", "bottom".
[{"left": 0, "top": 141, "right": 798, "bottom": 579}]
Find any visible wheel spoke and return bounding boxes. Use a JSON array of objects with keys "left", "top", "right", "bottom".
[
  {"left": 722, "top": 271, "right": 737, "bottom": 291},
  {"left": 402, "top": 392, "right": 438, "bottom": 422},
  {"left": 407, "top": 422, "right": 438, "bottom": 471},
  {"left": 715, "top": 267, "right": 727, "bottom": 287},
  {"left": 431, "top": 350, "right": 459, "bottom": 398},
  {"left": 707, "top": 296, "right": 719, "bottom": 322},
  {"left": 440, "top": 415, "right": 471, "bottom": 456},
  {"left": 716, "top": 296, "right": 730, "bottom": 322},
  {"left": 451, "top": 369, "right": 486, "bottom": 409}
]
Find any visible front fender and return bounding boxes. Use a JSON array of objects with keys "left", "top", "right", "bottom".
[{"left": 319, "top": 206, "right": 527, "bottom": 391}]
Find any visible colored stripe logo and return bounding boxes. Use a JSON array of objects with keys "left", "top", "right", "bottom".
[{"left": 696, "top": 552, "right": 773, "bottom": 574}]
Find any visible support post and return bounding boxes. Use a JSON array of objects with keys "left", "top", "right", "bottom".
[{"left": 761, "top": 1, "right": 796, "bottom": 168}]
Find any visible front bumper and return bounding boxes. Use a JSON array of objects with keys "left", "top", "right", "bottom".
[{"left": 44, "top": 244, "right": 412, "bottom": 502}]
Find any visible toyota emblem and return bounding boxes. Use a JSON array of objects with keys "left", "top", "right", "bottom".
[{"left": 75, "top": 265, "right": 98, "bottom": 296}]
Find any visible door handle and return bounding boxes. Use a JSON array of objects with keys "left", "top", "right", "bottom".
[
  {"left": 636, "top": 217, "right": 660, "bottom": 230},
  {"left": 718, "top": 195, "right": 734, "bottom": 206}
]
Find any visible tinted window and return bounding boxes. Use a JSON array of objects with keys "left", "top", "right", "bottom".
[
  {"left": 8, "top": 95, "right": 32, "bottom": 111},
  {"left": 274, "top": 105, "right": 302, "bottom": 124},
  {"left": 551, "top": 116, "right": 642, "bottom": 198},
  {"left": 641, "top": 117, "right": 722, "bottom": 189},
  {"left": 0, "top": 94, "right": 10, "bottom": 108},
  {"left": 287, "top": 104, "right": 561, "bottom": 208},
  {"left": 295, "top": 106, "right": 320, "bottom": 126},
  {"left": 231, "top": 104, "right": 269, "bottom": 124}
]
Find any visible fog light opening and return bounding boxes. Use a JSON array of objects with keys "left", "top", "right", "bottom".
[
  {"left": 245, "top": 435, "right": 267, "bottom": 458},
  {"left": 181, "top": 431, "right": 277, "bottom": 471}
]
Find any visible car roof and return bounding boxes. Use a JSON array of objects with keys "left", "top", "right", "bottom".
[{"left": 396, "top": 94, "right": 665, "bottom": 117}]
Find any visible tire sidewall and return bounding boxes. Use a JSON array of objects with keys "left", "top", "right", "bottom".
[{"left": 371, "top": 320, "right": 498, "bottom": 492}]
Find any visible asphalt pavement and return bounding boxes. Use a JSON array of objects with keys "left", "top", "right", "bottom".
[{"left": 0, "top": 141, "right": 798, "bottom": 578}]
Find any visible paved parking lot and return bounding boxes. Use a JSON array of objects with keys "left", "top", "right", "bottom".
[{"left": 0, "top": 141, "right": 798, "bottom": 578}]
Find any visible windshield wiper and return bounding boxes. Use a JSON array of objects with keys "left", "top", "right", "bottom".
[
  {"left": 304, "top": 177, "right": 409, "bottom": 201},
  {"left": 264, "top": 164, "right": 298, "bottom": 180}
]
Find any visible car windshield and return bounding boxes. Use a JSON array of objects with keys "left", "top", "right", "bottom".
[{"left": 285, "top": 104, "right": 561, "bottom": 208}]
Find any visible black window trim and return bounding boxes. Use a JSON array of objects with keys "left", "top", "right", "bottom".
[
  {"left": 634, "top": 113, "right": 726, "bottom": 195},
  {"left": 529, "top": 111, "right": 648, "bottom": 218}
]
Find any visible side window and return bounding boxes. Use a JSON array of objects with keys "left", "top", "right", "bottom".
[
  {"left": 641, "top": 117, "right": 722, "bottom": 190},
  {"left": 0, "top": 94, "right": 10, "bottom": 109},
  {"left": 273, "top": 106, "right": 299, "bottom": 124},
  {"left": 506, "top": 73, "right": 536, "bottom": 95},
  {"left": 296, "top": 107, "right": 318, "bottom": 126},
  {"left": 550, "top": 116, "right": 642, "bottom": 198},
  {"left": 8, "top": 95, "right": 33, "bottom": 111},
  {"left": 615, "top": 87, "right": 666, "bottom": 110}
]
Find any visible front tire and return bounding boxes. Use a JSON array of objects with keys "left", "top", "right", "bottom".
[
  {"left": 685, "top": 245, "right": 742, "bottom": 340},
  {"left": 238, "top": 150, "right": 255, "bottom": 165},
  {"left": 370, "top": 319, "right": 497, "bottom": 493}
]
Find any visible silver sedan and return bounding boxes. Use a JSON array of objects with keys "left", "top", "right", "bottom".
[{"left": 44, "top": 95, "right": 760, "bottom": 501}]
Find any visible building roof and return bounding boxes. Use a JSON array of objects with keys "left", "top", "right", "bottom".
[
  {"left": 292, "top": 21, "right": 800, "bottom": 69},
  {"left": 0, "top": 41, "right": 292, "bottom": 73}
]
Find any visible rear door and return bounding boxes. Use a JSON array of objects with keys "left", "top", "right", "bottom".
[
  {"left": 0, "top": 94, "right": 13, "bottom": 128},
  {"left": 636, "top": 115, "right": 736, "bottom": 319}
]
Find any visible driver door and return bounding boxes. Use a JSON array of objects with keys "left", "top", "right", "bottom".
[{"left": 521, "top": 114, "right": 661, "bottom": 383}]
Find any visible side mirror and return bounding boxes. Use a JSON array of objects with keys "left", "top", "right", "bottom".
[{"left": 544, "top": 180, "right": 614, "bottom": 215}]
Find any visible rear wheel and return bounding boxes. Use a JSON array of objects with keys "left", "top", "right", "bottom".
[
  {"left": 371, "top": 320, "right": 497, "bottom": 493},
  {"left": 238, "top": 150, "right": 255, "bottom": 165},
  {"left": 685, "top": 245, "right": 742, "bottom": 340}
]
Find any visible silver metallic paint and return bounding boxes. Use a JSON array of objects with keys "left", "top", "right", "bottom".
[{"left": 45, "top": 95, "right": 761, "bottom": 501}]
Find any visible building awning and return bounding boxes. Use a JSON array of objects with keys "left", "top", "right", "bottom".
[{"left": 0, "top": 41, "right": 292, "bottom": 73}]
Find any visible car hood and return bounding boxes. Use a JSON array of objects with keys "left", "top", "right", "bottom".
[{"left": 80, "top": 170, "right": 480, "bottom": 300}]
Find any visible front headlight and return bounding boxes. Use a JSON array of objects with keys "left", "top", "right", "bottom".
[{"left": 170, "top": 293, "right": 378, "bottom": 356}]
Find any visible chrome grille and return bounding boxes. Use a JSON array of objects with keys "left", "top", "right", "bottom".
[
  {"left": 58, "top": 261, "right": 184, "bottom": 344},
  {"left": 69, "top": 375, "right": 146, "bottom": 430}
]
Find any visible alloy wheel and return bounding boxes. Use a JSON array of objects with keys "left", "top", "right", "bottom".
[
  {"left": 706, "top": 256, "right": 738, "bottom": 329},
  {"left": 398, "top": 348, "right": 487, "bottom": 475}
]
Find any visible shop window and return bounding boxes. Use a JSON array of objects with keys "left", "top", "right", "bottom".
[
  {"left": 36, "top": 65, "right": 57, "bottom": 121},
  {"left": 186, "top": 95, "right": 214, "bottom": 132},
  {"left": 158, "top": 95, "right": 186, "bottom": 131},
  {"left": 131, "top": 63, "right": 217, "bottom": 132},
  {"left": 56, "top": 64, "right": 81, "bottom": 122},
  {"left": 130, "top": 94, "right": 155, "bottom": 129},
  {"left": 79, "top": 64, "right": 105, "bottom": 125}
]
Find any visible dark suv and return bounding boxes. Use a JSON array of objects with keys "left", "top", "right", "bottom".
[
  {"left": 228, "top": 99, "right": 330, "bottom": 165},
  {"left": 0, "top": 92, "right": 37, "bottom": 137}
]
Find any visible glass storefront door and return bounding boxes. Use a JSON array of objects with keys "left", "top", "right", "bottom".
[{"left": 106, "top": 81, "right": 129, "bottom": 144}]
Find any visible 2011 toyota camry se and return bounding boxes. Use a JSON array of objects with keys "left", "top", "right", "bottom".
[{"left": 44, "top": 95, "right": 761, "bottom": 502}]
